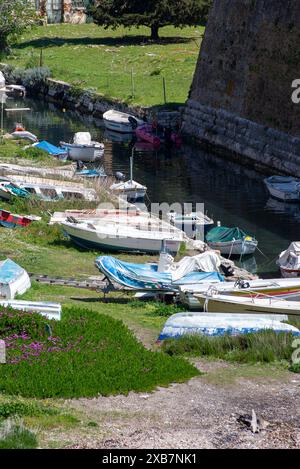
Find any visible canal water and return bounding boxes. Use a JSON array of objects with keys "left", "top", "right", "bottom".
[{"left": 4, "top": 96, "right": 300, "bottom": 277}]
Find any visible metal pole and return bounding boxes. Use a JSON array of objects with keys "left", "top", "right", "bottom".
[
  {"left": 163, "top": 77, "right": 167, "bottom": 104},
  {"left": 131, "top": 68, "right": 135, "bottom": 98},
  {"left": 130, "top": 147, "right": 134, "bottom": 183}
]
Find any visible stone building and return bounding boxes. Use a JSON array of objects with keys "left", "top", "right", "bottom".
[
  {"left": 183, "top": 0, "right": 300, "bottom": 176},
  {"left": 34, "top": 0, "right": 91, "bottom": 24}
]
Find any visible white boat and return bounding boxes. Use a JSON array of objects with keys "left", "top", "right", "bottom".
[
  {"left": 158, "top": 312, "right": 299, "bottom": 339},
  {"left": 110, "top": 148, "right": 147, "bottom": 201},
  {"left": 5, "top": 84, "right": 26, "bottom": 98},
  {"left": 277, "top": 242, "right": 300, "bottom": 278},
  {"left": 189, "top": 291, "right": 300, "bottom": 316},
  {"left": 62, "top": 220, "right": 184, "bottom": 254},
  {"left": 11, "top": 130, "right": 38, "bottom": 142},
  {"left": 180, "top": 277, "right": 300, "bottom": 309},
  {"left": 0, "top": 259, "right": 31, "bottom": 299},
  {"left": 206, "top": 226, "right": 258, "bottom": 256},
  {"left": 103, "top": 110, "right": 144, "bottom": 133},
  {"left": 264, "top": 176, "right": 300, "bottom": 202},
  {"left": 0, "top": 175, "right": 98, "bottom": 202},
  {"left": 168, "top": 211, "right": 214, "bottom": 239},
  {"left": 60, "top": 132, "right": 104, "bottom": 162},
  {"left": 0, "top": 300, "right": 61, "bottom": 320}
]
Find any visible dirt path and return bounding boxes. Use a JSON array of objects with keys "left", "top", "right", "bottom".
[{"left": 65, "top": 360, "right": 300, "bottom": 449}]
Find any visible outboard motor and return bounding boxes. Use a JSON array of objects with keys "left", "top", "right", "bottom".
[
  {"left": 128, "top": 116, "right": 138, "bottom": 130},
  {"left": 115, "top": 171, "right": 126, "bottom": 181}
]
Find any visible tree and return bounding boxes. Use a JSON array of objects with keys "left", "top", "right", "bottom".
[
  {"left": 0, "top": 0, "right": 36, "bottom": 51},
  {"left": 91, "top": 0, "right": 212, "bottom": 40}
]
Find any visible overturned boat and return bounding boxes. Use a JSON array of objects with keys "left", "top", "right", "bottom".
[
  {"left": 0, "top": 209, "right": 40, "bottom": 229},
  {"left": 0, "top": 259, "right": 31, "bottom": 299},
  {"left": 158, "top": 312, "right": 300, "bottom": 339},
  {"left": 60, "top": 132, "right": 104, "bottom": 162},
  {"left": 0, "top": 300, "right": 61, "bottom": 321},
  {"left": 277, "top": 242, "right": 300, "bottom": 278}
]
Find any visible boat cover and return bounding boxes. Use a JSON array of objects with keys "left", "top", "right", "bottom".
[
  {"left": 95, "top": 256, "right": 224, "bottom": 291},
  {"left": 0, "top": 259, "right": 25, "bottom": 285},
  {"left": 34, "top": 140, "right": 67, "bottom": 156},
  {"left": 73, "top": 132, "right": 92, "bottom": 145},
  {"left": 6, "top": 184, "right": 29, "bottom": 198},
  {"left": 158, "top": 312, "right": 300, "bottom": 339},
  {"left": 278, "top": 242, "right": 300, "bottom": 268},
  {"left": 157, "top": 251, "right": 222, "bottom": 281},
  {"left": 206, "top": 226, "right": 248, "bottom": 243}
]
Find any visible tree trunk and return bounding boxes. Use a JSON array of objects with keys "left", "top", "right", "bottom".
[{"left": 150, "top": 24, "right": 160, "bottom": 40}]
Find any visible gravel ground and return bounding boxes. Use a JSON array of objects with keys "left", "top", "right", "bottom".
[{"left": 65, "top": 360, "right": 300, "bottom": 449}]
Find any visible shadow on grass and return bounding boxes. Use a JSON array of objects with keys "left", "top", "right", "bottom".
[
  {"left": 13, "top": 35, "right": 196, "bottom": 50},
  {"left": 70, "top": 296, "right": 130, "bottom": 304}
]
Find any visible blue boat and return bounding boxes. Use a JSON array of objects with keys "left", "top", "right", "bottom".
[
  {"left": 75, "top": 168, "right": 107, "bottom": 178},
  {"left": 0, "top": 258, "right": 31, "bottom": 299},
  {"left": 95, "top": 256, "right": 224, "bottom": 291}
]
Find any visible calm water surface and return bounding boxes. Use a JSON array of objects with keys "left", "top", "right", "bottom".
[{"left": 5, "top": 97, "right": 300, "bottom": 277}]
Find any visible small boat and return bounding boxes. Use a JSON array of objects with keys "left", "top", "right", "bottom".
[
  {"left": 168, "top": 211, "right": 214, "bottom": 239},
  {"left": 60, "top": 132, "right": 104, "bottom": 162},
  {"left": 32, "top": 140, "right": 68, "bottom": 159},
  {"left": 11, "top": 129, "right": 38, "bottom": 143},
  {"left": 206, "top": 226, "right": 257, "bottom": 256},
  {"left": 158, "top": 312, "right": 300, "bottom": 340},
  {"left": 95, "top": 254, "right": 224, "bottom": 291},
  {"left": 75, "top": 168, "right": 107, "bottom": 179},
  {"left": 0, "top": 300, "right": 61, "bottom": 321},
  {"left": 103, "top": 110, "right": 144, "bottom": 133},
  {"left": 136, "top": 123, "right": 182, "bottom": 147},
  {"left": 0, "top": 259, "right": 31, "bottom": 299},
  {"left": 5, "top": 84, "right": 26, "bottom": 98},
  {"left": 264, "top": 176, "right": 300, "bottom": 202},
  {"left": 277, "top": 242, "right": 300, "bottom": 278},
  {"left": 179, "top": 277, "right": 300, "bottom": 309},
  {"left": 191, "top": 291, "right": 300, "bottom": 316},
  {"left": 110, "top": 149, "right": 147, "bottom": 201},
  {"left": 0, "top": 209, "right": 40, "bottom": 229},
  {"left": 1, "top": 176, "right": 98, "bottom": 202},
  {"left": 62, "top": 220, "right": 185, "bottom": 254}
]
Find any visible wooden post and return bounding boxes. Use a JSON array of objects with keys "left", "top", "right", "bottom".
[
  {"left": 163, "top": 77, "right": 167, "bottom": 104},
  {"left": 40, "top": 49, "right": 43, "bottom": 67},
  {"left": 131, "top": 68, "right": 135, "bottom": 98}
]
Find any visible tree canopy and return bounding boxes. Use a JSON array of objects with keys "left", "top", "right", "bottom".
[
  {"left": 91, "top": 0, "right": 212, "bottom": 40},
  {"left": 0, "top": 0, "right": 36, "bottom": 51}
]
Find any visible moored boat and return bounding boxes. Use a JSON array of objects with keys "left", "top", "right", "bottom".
[
  {"left": 103, "top": 110, "right": 144, "bottom": 133},
  {"left": 168, "top": 211, "right": 214, "bottom": 239},
  {"left": 206, "top": 226, "right": 257, "bottom": 256},
  {"left": 277, "top": 242, "right": 300, "bottom": 278},
  {"left": 0, "top": 259, "right": 31, "bottom": 299},
  {"left": 60, "top": 132, "right": 104, "bottom": 162},
  {"left": 264, "top": 176, "right": 300, "bottom": 202}
]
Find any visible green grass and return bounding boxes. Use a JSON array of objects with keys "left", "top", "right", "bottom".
[
  {"left": 0, "top": 138, "right": 69, "bottom": 167},
  {"left": 0, "top": 307, "right": 199, "bottom": 398},
  {"left": 162, "top": 331, "right": 298, "bottom": 364},
  {"left": 5, "top": 23, "right": 204, "bottom": 107},
  {"left": 0, "top": 422, "right": 38, "bottom": 449}
]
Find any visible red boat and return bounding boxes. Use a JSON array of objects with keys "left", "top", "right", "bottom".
[
  {"left": 135, "top": 124, "right": 182, "bottom": 148},
  {"left": 0, "top": 209, "right": 36, "bottom": 229}
]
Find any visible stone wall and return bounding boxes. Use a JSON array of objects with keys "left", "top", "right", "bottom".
[{"left": 183, "top": 0, "right": 300, "bottom": 175}]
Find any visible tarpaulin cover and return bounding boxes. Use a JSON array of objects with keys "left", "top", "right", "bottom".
[
  {"left": 95, "top": 255, "right": 224, "bottom": 291},
  {"left": 206, "top": 226, "right": 248, "bottom": 243},
  {"left": 34, "top": 141, "right": 67, "bottom": 156}
]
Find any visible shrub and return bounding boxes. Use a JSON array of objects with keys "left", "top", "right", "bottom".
[{"left": 0, "top": 420, "right": 37, "bottom": 449}]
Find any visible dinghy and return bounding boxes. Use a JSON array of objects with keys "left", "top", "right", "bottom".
[
  {"left": 158, "top": 312, "right": 300, "bottom": 340},
  {"left": 0, "top": 300, "right": 61, "bottom": 321},
  {"left": 103, "top": 110, "right": 144, "bottom": 133},
  {"left": 95, "top": 254, "right": 224, "bottom": 291},
  {"left": 206, "top": 226, "right": 257, "bottom": 256},
  {"left": 264, "top": 176, "right": 300, "bottom": 202},
  {"left": 75, "top": 168, "right": 107, "bottom": 178},
  {"left": 110, "top": 149, "right": 147, "bottom": 201},
  {"left": 4, "top": 175, "right": 98, "bottom": 202},
  {"left": 168, "top": 211, "right": 214, "bottom": 239},
  {"left": 11, "top": 123, "right": 38, "bottom": 143},
  {"left": 60, "top": 132, "right": 104, "bottom": 162},
  {"left": 62, "top": 220, "right": 185, "bottom": 254},
  {"left": 135, "top": 123, "right": 182, "bottom": 148},
  {"left": 0, "top": 181, "right": 30, "bottom": 201},
  {"left": 190, "top": 291, "right": 300, "bottom": 316},
  {"left": 277, "top": 242, "right": 300, "bottom": 278},
  {"left": 0, "top": 259, "right": 31, "bottom": 299},
  {"left": 0, "top": 209, "right": 40, "bottom": 229},
  {"left": 5, "top": 84, "right": 26, "bottom": 98}
]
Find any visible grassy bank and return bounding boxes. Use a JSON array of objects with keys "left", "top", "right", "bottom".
[
  {"left": 5, "top": 24, "right": 203, "bottom": 107},
  {"left": 0, "top": 138, "right": 68, "bottom": 167}
]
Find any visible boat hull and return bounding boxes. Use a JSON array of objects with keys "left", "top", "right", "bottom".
[
  {"left": 103, "top": 119, "right": 134, "bottom": 134},
  {"left": 207, "top": 239, "right": 257, "bottom": 255},
  {"left": 60, "top": 144, "right": 104, "bottom": 162}
]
